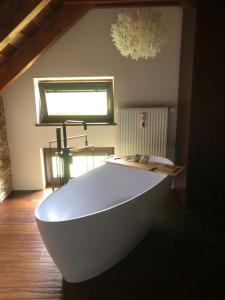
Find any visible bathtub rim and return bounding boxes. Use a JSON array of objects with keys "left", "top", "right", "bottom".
[
  {"left": 35, "top": 172, "right": 167, "bottom": 223},
  {"left": 35, "top": 157, "right": 173, "bottom": 223}
]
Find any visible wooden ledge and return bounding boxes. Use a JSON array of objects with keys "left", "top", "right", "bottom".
[
  {"left": 104, "top": 155, "right": 185, "bottom": 177},
  {"left": 35, "top": 122, "right": 117, "bottom": 126}
]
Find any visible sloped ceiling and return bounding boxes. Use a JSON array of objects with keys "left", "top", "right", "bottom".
[{"left": 0, "top": 0, "right": 194, "bottom": 92}]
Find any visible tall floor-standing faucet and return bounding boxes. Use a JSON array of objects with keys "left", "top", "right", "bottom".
[{"left": 56, "top": 120, "right": 87, "bottom": 184}]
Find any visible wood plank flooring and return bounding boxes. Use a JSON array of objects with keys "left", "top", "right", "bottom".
[
  {"left": 0, "top": 190, "right": 225, "bottom": 299},
  {"left": 0, "top": 190, "right": 62, "bottom": 299}
]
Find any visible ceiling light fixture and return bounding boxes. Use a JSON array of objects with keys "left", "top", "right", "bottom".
[{"left": 111, "top": 8, "right": 167, "bottom": 61}]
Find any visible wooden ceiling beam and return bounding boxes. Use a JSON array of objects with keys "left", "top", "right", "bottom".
[
  {"left": 63, "top": 0, "right": 182, "bottom": 5},
  {"left": 0, "top": 54, "right": 7, "bottom": 65},
  {"left": 63, "top": 0, "right": 196, "bottom": 6},
  {"left": 96, "top": 2, "right": 181, "bottom": 7},
  {"left": 0, "top": 0, "right": 41, "bottom": 42},
  {"left": 0, "top": 0, "right": 52, "bottom": 52},
  {"left": 0, "top": 4, "right": 91, "bottom": 92}
]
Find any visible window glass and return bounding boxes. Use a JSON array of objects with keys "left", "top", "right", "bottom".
[
  {"left": 44, "top": 147, "right": 114, "bottom": 186},
  {"left": 46, "top": 91, "right": 107, "bottom": 116},
  {"left": 36, "top": 78, "right": 114, "bottom": 123}
]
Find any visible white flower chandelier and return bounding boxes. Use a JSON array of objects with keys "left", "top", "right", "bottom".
[{"left": 111, "top": 8, "right": 167, "bottom": 61}]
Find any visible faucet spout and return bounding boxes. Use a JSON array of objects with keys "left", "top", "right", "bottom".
[
  {"left": 64, "top": 120, "right": 87, "bottom": 130},
  {"left": 62, "top": 120, "right": 87, "bottom": 148}
]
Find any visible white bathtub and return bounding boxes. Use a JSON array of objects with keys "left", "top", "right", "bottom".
[{"left": 35, "top": 156, "right": 173, "bottom": 283}]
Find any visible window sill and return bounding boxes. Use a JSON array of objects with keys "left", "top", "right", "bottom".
[{"left": 35, "top": 122, "right": 117, "bottom": 127}]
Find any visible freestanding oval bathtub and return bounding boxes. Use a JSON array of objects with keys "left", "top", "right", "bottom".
[{"left": 35, "top": 156, "right": 173, "bottom": 283}]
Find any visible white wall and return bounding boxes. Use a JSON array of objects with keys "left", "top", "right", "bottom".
[{"left": 2, "top": 7, "right": 182, "bottom": 190}]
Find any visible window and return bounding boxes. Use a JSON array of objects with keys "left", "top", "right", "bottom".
[
  {"left": 44, "top": 147, "right": 114, "bottom": 187},
  {"left": 37, "top": 78, "right": 114, "bottom": 124}
]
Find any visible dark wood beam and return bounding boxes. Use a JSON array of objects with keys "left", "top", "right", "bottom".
[
  {"left": 96, "top": 1, "right": 181, "bottom": 6},
  {"left": 63, "top": 0, "right": 182, "bottom": 5},
  {"left": 0, "top": 0, "right": 41, "bottom": 42},
  {"left": 0, "top": 0, "right": 52, "bottom": 52},
  {"left": 0, "top": 4, "right": 91, "bottom": 92},
  {"left": 63, "top": 0, "right": 196, "bottom": 6}
]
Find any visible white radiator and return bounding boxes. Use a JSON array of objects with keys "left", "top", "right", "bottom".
[{"left": 116, "top": 107, "right": 168, "bottom": 157}]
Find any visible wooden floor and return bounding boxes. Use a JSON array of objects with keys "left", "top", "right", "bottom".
[{"left": 0, "top": 190, "right": 225, "bottom": 299}]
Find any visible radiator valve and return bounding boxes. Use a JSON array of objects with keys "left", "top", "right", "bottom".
[{"left": 140, "top": 112, "right": 146, "bottom": 128}]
